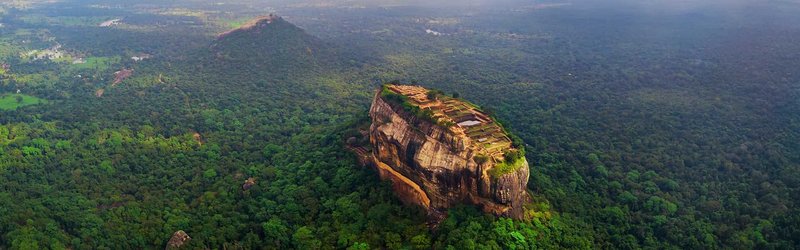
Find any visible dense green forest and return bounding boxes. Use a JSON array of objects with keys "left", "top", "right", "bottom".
[{"left": 1, "top": 0, "right": 799, "bottom": 249}]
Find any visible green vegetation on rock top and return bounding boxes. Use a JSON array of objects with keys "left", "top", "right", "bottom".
[
  {"left": 380, "top": 84, "right": 447, "bottom": 127},
  {"left": 489, "top": 149, "right": 527, "bottom": 177}
]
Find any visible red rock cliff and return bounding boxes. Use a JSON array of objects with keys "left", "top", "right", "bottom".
[{"left": 368, "top": 84, "right": 530, "bottom": 219}]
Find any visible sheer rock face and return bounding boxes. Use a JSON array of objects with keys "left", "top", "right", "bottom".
[{"left": 368, "top": 89, "right": 530, "bottom": 219}]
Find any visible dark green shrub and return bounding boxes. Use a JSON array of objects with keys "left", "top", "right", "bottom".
[{"left": 474, "top": 154, "right": 489, "bottom": 165}]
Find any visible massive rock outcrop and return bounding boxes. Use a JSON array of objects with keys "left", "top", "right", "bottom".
[{"left": 367, "top": 84, "right": 530, "bottom": 219}]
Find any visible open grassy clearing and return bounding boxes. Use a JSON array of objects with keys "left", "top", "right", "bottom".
[{"left": 0, "top": 93, "right": 47, "bottom": 110}]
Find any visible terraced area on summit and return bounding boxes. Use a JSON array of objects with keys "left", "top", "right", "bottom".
[{"left": 384, "top": 84, "right": 514, "bottom": 162}]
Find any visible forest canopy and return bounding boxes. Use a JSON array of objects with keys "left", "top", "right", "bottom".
[{"left": 0, "top": 0, "right": 799, "bottom": 249}]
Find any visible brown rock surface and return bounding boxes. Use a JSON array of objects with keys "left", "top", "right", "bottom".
[
  {"left": 242, "top": 177, "right": 256, "bottom": 191},
  {"left": 368, "top": 84, "right": 530, "bottom": 219},
  {"left": 165, "top": 230, "right": 190, "bottom": 249},
  {"left": 112, "top": 68, "right": 133, "bottom": 86}
]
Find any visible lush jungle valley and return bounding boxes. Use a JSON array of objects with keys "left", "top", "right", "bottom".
[{"left": 0, "top": 0, "right": 799, "bottom": 249}]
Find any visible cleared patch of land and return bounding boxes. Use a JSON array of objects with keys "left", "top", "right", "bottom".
[
  {"left": 216, "top": 16, "right": 257, "bottom": 29},
  {"left": 70, "top": 56, "right": 120, "bottom": 71},
  {"left": 0, "top": 93, "right": 47, "bottom": 110},
  {"left": 19, "top": 14, "right": 116, "bottom": 27}
]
